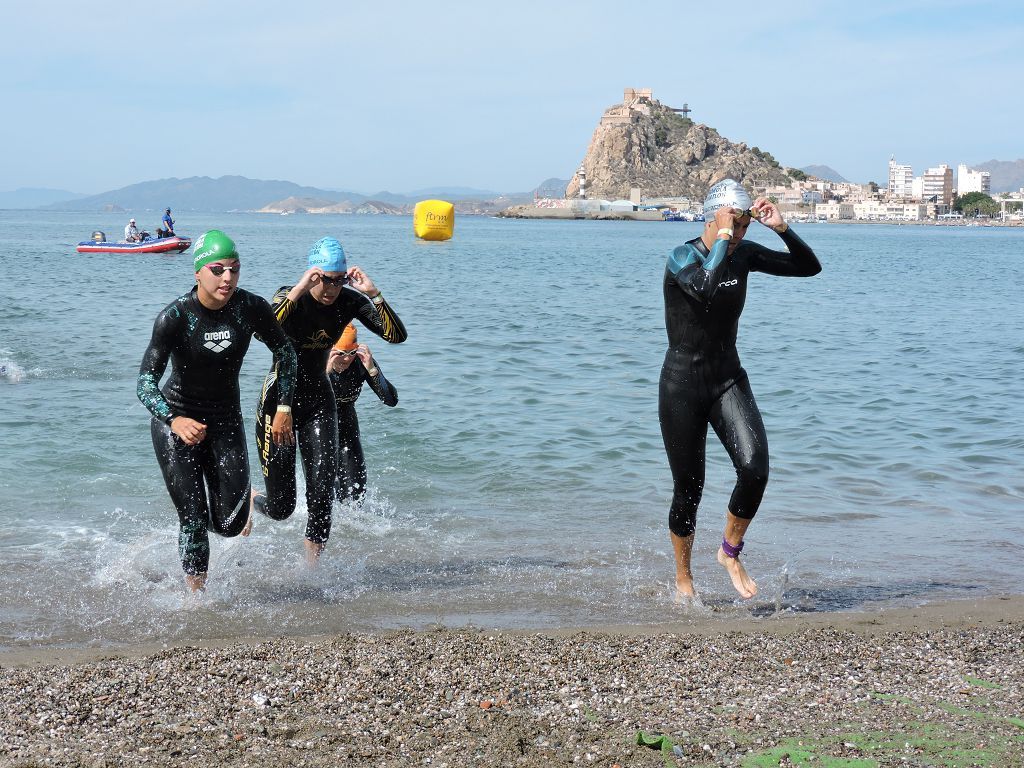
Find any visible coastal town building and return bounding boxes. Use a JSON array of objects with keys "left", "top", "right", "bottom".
[
  {"left": 888, "top": 156, "right": 914, "bottom": 199},
  {"left": 854, "top": 200, "right": 929, "bottom": 221},
  {"left": 816, "top": 201, "right": 855, "bottom": 220},
  {"left": 956, "top": 163, "right": 991, "bottom": 195},
  {"left": 825, "top": 182, "right": 874, "bottom": 203},
  {"left": 922, "top": 164, "right": 953, "bottom": 206},
  {"left": 996, "top": 190, "right": 1024, "bottom": 219}
]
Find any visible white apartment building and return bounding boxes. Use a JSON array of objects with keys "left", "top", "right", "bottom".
[
  {"left": 922, "top": 164, "right": 953, "bottom": 205},
  {"left": 760, "top": 185, "right": 805, "bottom": 205},
  {"left": 815, "top": 201, "right": 855, "bottom": 220},
  {"left": 956, "top": 163, "right": 991, "bottom": 195},
  {"left": 854, "top": 200, "right": 929, "bottom": 220},
  {"left": 828, "top": 182, "right": 875, "bottom": 203},
  {"left": 888, "top": 155, "right": 914, "bottom": 198}
]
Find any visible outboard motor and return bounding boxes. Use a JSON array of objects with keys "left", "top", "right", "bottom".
[{"left": 91, "top": 230, "right": 107, "bottom": 243}]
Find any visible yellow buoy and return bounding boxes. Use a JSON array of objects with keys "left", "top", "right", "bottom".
[{"left": 413, "top": 199, "right": 455, "bottom": 241}]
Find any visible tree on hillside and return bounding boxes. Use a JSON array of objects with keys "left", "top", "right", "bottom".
[
  {"left": 787, "top": 168, "right": 808, "bottom": 181},
  {"left": 954, "top": 192, "right": 999, "bottom": 217}
]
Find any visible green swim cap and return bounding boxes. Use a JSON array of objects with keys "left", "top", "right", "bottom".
[{"left": 193, "top": 230, "right": 238, "bottom": 272}]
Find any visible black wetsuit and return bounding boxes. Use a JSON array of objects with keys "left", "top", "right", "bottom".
[
  {"left": 255, "top": 287, "right": 406, "bottom": 543},
  {"left": 659, "top": 228, "right": 821, "bottom": 537},
  {"left": 137, "top": 287, "right": 297, "bottom": 575},
  {"left": 329, "top": 360, "right": 398, "bottom": 502}
]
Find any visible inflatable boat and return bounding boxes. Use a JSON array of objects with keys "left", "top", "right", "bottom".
[{"left": 76, "top": 233, "right": 191, "bottom": 254}]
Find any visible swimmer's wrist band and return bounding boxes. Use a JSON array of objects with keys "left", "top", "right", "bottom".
[
  {"left": 717, "top": 228, "right": 734, "bottom": 238},
  {"left": 276, "top": 405, "right": 292, "bottom": 414},
  {"left": 370, "top": 292, "right": 384, "bottom": 306}
]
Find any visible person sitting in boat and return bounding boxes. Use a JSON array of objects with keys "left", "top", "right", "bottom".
[
  {"left": 157, "top": 208, "right": 175, "bottom": 238},
  {"left": 124, "top": 219, "right": 141, "bottom": 243}
]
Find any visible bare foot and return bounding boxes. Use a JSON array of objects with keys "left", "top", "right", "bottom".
[
  {"left": 717, "top": 548, "right": 758, "bottom": 599},
  {"left": 674, "top": 573, "right": 696, "bottom": 603},
  {"left": 304, "top": 539, "right": 324, "bottom": 567},
  {"left": 185, "top": 573, "right": 207, "bottom": 593},
  {"left": 242, "top": 489, "right": 260, "bottom": 537}
]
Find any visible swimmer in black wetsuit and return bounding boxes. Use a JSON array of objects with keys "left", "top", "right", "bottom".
[
  {"left": 659, "top": 179, "right": 821, "bottom": 601},
  {"left": 253, "top": 236, "right": 407, "bottom": 564},
  {"left": 326, "top": 324, "right": 399, "bottom": 503},
  {"left": 137, "top": 230, "right": 297, "bottom": 592}
]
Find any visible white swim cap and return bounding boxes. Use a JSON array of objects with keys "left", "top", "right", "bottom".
[{"left": 703, "top": 179, "right": 752, "bottom": 221}]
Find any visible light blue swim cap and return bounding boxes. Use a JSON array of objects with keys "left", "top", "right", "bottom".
[{"left": 308, "top": 237, "right": 347, "bottom": 272}]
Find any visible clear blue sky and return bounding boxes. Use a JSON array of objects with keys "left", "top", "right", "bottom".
[{"left": 2, "top": 0, "right": 1021, "bottom": 194}]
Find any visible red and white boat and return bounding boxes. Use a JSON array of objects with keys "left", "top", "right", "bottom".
[{"left": 76, "top": 233, "right": 191, "bottom": 254}]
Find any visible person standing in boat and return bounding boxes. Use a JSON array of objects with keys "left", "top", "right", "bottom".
[
  {"left": 326, "top": 324, "right": 399, "bottom": 504},
  {"left": 157, "top": 208, "right": 176, "bottom": 238},
  {"left": 251, "top": 236, "right": 407, "bottom": 565},
  {"left": 137, "top": 230, "right": 297, "bottom": 592}
]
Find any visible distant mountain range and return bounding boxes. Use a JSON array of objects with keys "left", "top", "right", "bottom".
[
  {"left": 801, "top": 165, "right": 849, "bottom": 183},
  {"left": 0, "top": 187, "right": 88, "bottom": 209},
  {"left": 974, "top": 159, "right": 1024, "bottom": 193},
  {"left": 42, "top": 176, "right": 361, "bottom": 213},
  {"left": 21, "top": 175, "right": 562, "bottom": 213},
  {"left": 5, "top": 160, "right": 1019, "bottom": 214}
]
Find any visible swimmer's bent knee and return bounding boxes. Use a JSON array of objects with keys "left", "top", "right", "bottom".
[
  {"left": 254, "top": 492, "right": 294, "bottom": 521},
  {"left": 729, "top": 461, "right": 769, "bottom": 519},
  {"left": 669, "top": 502, "right": 698, "bottom": 538}
]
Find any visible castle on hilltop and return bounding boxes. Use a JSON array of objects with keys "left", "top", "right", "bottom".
[{"left": 600, "top": 88, "right": 691, "bottom": 126}]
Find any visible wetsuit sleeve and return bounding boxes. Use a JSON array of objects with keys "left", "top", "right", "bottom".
[
  {"left": 746, "top": 228, "right": 822, "bottom": 277},
  {"left": 251, "top": 296, "right": 297, "bottom": 408},
  {"left": 364, "top": 363, "right": 398, "bottom": 407},
  {"left": 353, "top": 293, "right": 408, "bottom": 344},
  {"left": 667, "top": 239, "right": 732, "bottom": 306},
  {"left": 271, "top": 286, "right": 297, "bottom": 325},
  {"left": 136, "top": 307, "right": 179, "bottom": 422}
]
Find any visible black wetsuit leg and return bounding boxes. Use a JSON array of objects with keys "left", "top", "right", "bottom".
[
  {"left": 660, "top": 350, "right": 770, "bottom": 536},
  {"left": 256, "top": 378, "right": 338, "bottom": 544},
  {"left": 255, "top": 409, "right": 298, "bottom": 524},
  {"left": 150, "top": 417, "right": 250, "bottom": 575},
  {"left": 335, "top": 402, "right": 367, "bottom": 502},
  {"left": 295, "top": 403, "right": 338, "bottom": 542},
  {"left": 659, "top": 353, "right": 710, "bottom": 538},
  {"left": 708, "top": 376, "right": 769, "bottom": 519}
]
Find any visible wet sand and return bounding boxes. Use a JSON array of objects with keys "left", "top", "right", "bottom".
[{"left": 3, "top": 596, "right": 1023, "bottom": 766}]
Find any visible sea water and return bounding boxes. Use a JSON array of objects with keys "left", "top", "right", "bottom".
[{"left": 0, "top": 210, "right": 1021, "bottom": 651}]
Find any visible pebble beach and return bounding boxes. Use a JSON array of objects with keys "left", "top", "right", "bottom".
[{"left": 3, "top": 597, "right": 1023, "bottom": 767}]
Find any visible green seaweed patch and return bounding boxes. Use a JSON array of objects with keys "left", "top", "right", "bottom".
[
  {"left": 741, "top": 725, "right": 1021, "bottom": 767},
  {"left": 965, "top": 676, "right": 1002, "bottom": 690},
  {"left": 741, "top": 740, "right": 876, "bottom": 767},
  {"left": 870, "top": 692, "right": 917, "bottom": 707},
  {"left": 935, "top": 702, "right": 994, "bottom": 722}
]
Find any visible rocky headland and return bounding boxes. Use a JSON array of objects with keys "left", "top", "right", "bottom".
[{"left": 565, "top": 91, "right": 795, "bottom": 201}]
